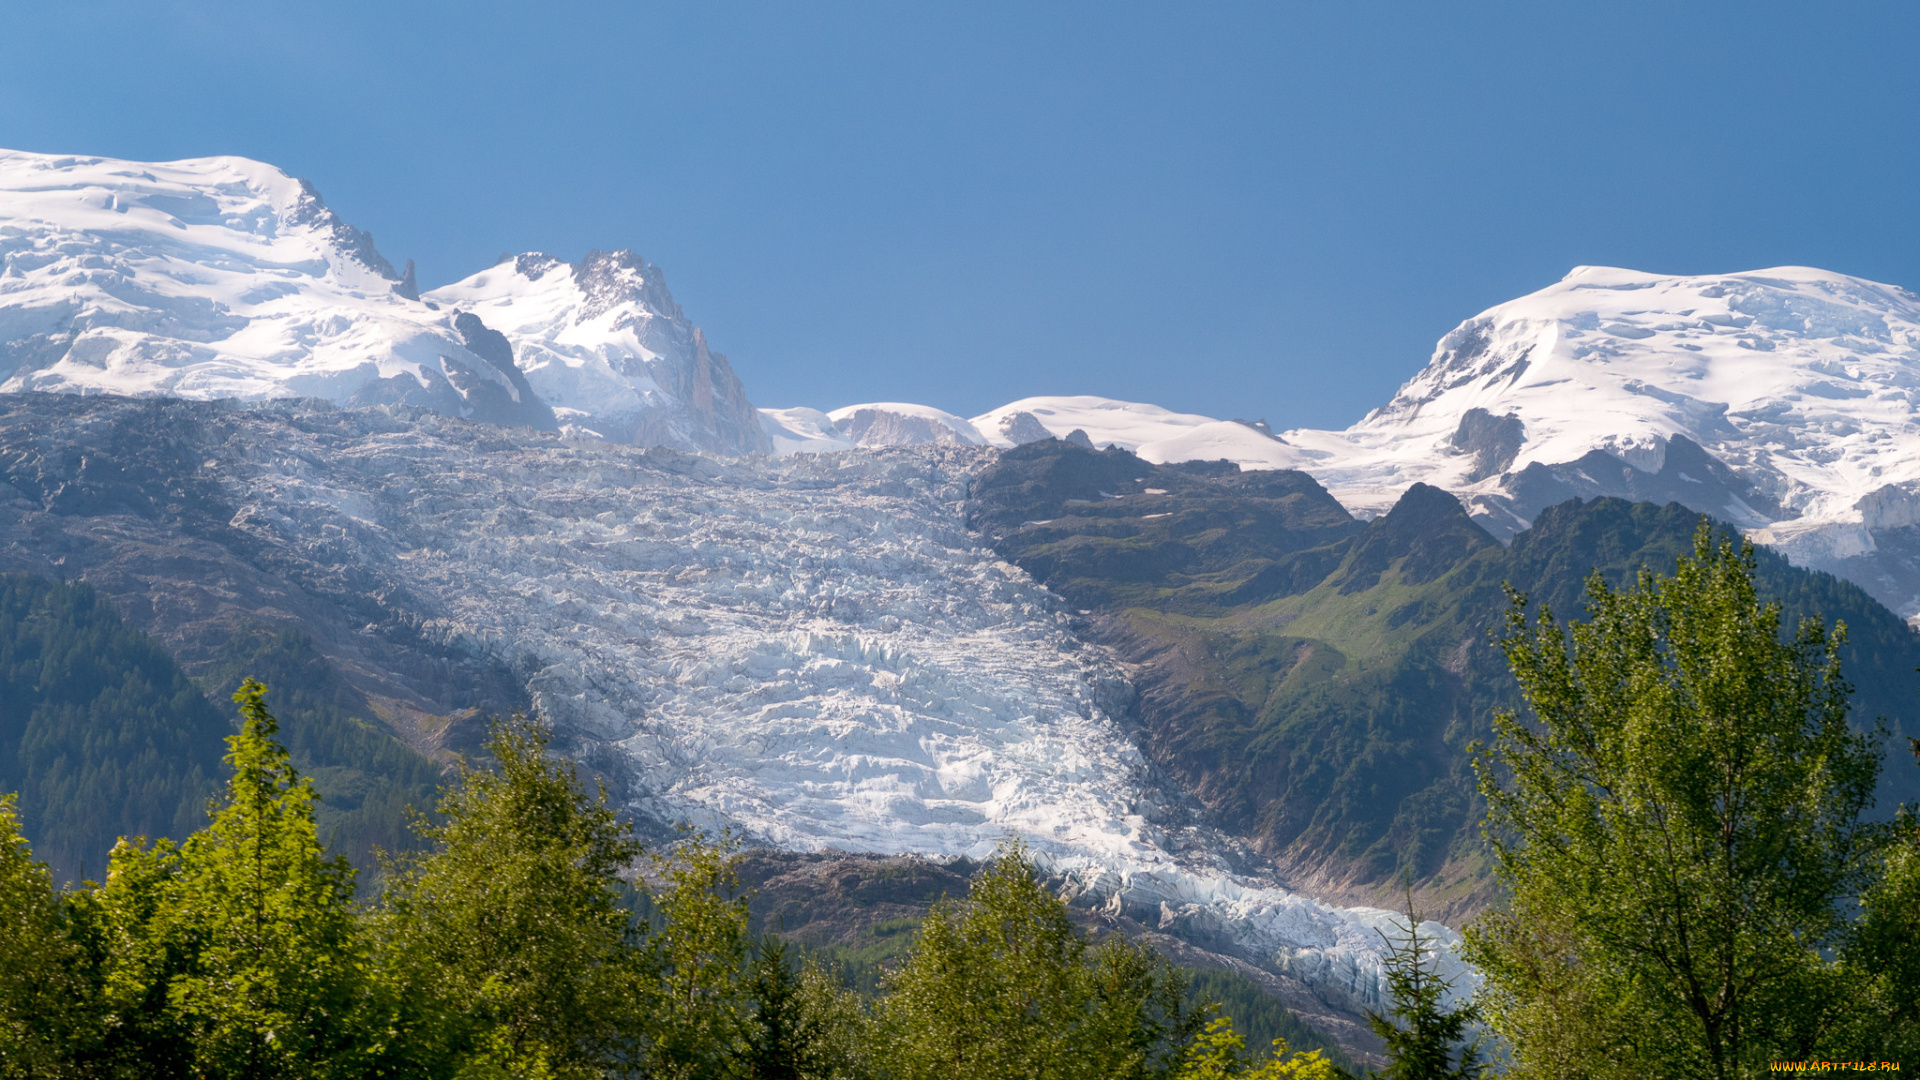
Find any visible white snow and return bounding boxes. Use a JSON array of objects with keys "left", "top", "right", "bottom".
[
  {"left": 426, "top": 251, "right": 769, "bottom": 454},
  {"left": 0, "top": 148, "right": 767, "bottom": 455},
  {"left": 828, "top": 402, "right": 988, "bottom": 447},
  {"left": 971, "top": 395, "right": 1218, "bottom": 450},
  {"left": 771, "top": 394, "right": 1309, "bottom": 473},
  {"left": 0, "top": 149, "right": 518, "bottom": 411},
  {"left": 776, "top": 267, "right": 1920, "bottom": 615},
  {"left": 760, "top": 406, "right": 854, "bottom": 454},
  {"left": 1271, "top": 266, "right": 1920, "bottom": 531}
]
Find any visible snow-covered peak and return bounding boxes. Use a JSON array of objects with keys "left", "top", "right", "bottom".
[
  {"left": 765, "top": 393, "right": 1306, "bottom": 473},
  {"left": 971, "top": 395, "right": 1305, "bottom": 470},
  {"left": 426, "top": 250, "right": 770, "bottom": 455},
  {"left": 0, "top": 148, "right": 546, "bottom": 427},
  {"left": 1281, "top": 266, "right": 1920, "bottom": 523},
  {"left": 828, "top": 402, "right": 987, "bottom": 447},
  {"left": 0, "top": 147, "right": 768, "bottom": 455}
]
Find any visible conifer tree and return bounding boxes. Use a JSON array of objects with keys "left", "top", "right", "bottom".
[
  {"left": 1365, "top": 896, "right": 1481, "bottom": 1080},
  {"left": 156, "top": 679, "right": 372, "bottom": 1078}
]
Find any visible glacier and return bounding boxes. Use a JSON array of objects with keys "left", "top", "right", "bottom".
[{"left": 0, "top": 394, "right": 1443, "bottom": 1017}]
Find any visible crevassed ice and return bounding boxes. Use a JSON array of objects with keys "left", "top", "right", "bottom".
[{"left": 218, "top": 410, "right": 1442, "bottom": 1010}]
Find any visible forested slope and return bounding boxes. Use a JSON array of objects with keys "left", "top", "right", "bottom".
[
  {"left": 0, "top": 574, "right": 226, "bottom": 882},
  {"left": 0, "top": 573, "right": 441, "bottom": 882}
]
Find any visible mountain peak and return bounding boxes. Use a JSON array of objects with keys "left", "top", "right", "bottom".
[
  {"left": 572, "top": 248, "right": 684, "bottom": 323},
  {"left": 428, "top": 248, "right": 769, "bottom": 454}
]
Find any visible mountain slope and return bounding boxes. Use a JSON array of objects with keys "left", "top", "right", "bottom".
[
  {"left": 0, "top": 572, "right": 442, "bottom": 884},
  {"left": 968, "top": 440, "right": 1920, "bottom": 918},
  {"left": 0, "top": 573, "right": 224, "bottom": 882},
  {"left": 0, "top": 391, "right": 1446, "bottom": 1025}
]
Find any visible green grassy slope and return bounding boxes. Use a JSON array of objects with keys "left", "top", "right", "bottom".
[{"left": 969, "top": 441, "right": 1920, "bottom": 917}]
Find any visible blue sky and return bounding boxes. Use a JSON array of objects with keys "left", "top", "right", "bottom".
[{"left": 3, "top": 2, "right": 1916, "bottom": 428}]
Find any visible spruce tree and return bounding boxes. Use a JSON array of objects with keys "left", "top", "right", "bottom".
[
  {"left": 1365, "top": 895, "right": 1481, "bottom": 1080},
  {"left": 160, "top": 680, "right": 372, "bottom": 1078},
  {"left": 734, "top": 939, "right": 805, "bottom": 1080}
]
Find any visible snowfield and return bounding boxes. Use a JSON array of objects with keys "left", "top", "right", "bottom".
[
  {"left": 1284, "top": 265, "right": 1920, "bottom": 525},
  {"left": 426, "top": 250, "right": 768, "bottom": 454},
  {"left": 0, "top": 149, "right": 766, "bottom": 455}
]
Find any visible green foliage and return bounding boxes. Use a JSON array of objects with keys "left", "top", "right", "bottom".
[
  {"left": 376, "top": 712, "right": 645, "bottom": 1079},
  {"left": 199, "top": 625, "right": 444, "bottom": 874},
  {"left": 1176, "top": 970, "right": 1355, "bottom": 1077},
  {"left": 1173, "top": 1016, "right": 1339, "bottom": 1080},
  {"left": 1468, "top": 524, "right": 1912, "bottom": 1079},
  {"left": 65, "top": 680, "right": 384, "bottom": 1079},
  {"left": 0, "top": 573, "right": 226, "bottom": 883},
  {"left": 643, "top": 828, "right": 753, "bottom": 1078},
  {"left": 1365, "top": 896, "right": 1482, "bottom": 1080},
  {"left": 1839, "top": 806, "right": 1920, "bottom": 1062},
  {"left": 0, "top": 793, "right": 99, "bottom": 1076},
  {"left": 878, "top": 840, "right": 1200, "bottom": 1080},
  {"left": 183, "top": 680, "right": 372, "bottom": 1074},
  {"left": 128, "top": 680, "right": 375, "bottom": 1077},
  {"left": 733, "top": 939, "right": 873, "bottom": 1080},
  {"left": 0, "top": 695, "right": 1350, "bottom": 1078}
]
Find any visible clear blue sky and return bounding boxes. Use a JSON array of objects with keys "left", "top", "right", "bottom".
[{"left": 3, "top": 2, "right": 1916, "bottom": 428}]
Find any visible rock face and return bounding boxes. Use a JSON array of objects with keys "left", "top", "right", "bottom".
[
  {"left": 427, "top": 251, "right": 770, "bottom": 455},
  {"left": 0, "top": 149, "right": 553, "bottom": 432}
]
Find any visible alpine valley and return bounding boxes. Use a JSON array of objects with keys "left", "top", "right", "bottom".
[{"left": 4, "top": 148, "right": 1919, "bottom": 1060}]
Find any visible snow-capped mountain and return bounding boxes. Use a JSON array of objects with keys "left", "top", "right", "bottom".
[
  {"left": 0, "top": 149, "right": 767, "bottom": 455},
  {"left": 0, "top": 149, "right": 548, "bottom": 429},
  {"left": 1275, "top": 266, "right": 1920, "bottom": 616},
  {"left": 426, "top": 251, "right": 769, "bottom": 454},
  {"left": 771, "top": 268, "right": 1920, "bottom": 617},
  {"left": 761, "top": 395, "right": 1302, "bottom": 470}
]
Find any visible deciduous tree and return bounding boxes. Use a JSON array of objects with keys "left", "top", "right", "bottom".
[{"left": 1469, "top": 524, "right": 1904, "bottom": 1078}]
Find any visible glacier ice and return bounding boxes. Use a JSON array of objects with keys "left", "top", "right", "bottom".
[{"left": 190, "top": 403, "right": 1439, "bottom": 1012}]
